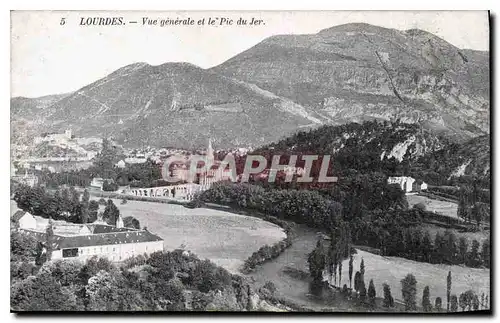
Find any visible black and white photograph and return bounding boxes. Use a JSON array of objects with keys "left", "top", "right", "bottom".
[{"left": 9, "top": 10, "right": 491, "bottom": 313}]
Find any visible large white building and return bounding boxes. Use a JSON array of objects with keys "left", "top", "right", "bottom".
[
  {"left": 12, "top": 211, "right": 164, "bottom": 262},
  {"left": 387, "top": 176, "right": 428, "bottom": 194}
]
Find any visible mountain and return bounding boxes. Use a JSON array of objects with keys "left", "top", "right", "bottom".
[
  {"left": 14, "top": 62, "right": 324, "bottom": 149},
  {"left": 11, "top": 93, "right": 70, "bottom": 145},
  {"left": 212, "top": 23, "right": 489, "bottom": 141},
  {"left": 11, "top": 23, "right": 489, "bottom": 150}
]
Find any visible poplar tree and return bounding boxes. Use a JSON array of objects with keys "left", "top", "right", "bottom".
[
  {"left": 383, "top": 283, "right": 394, "bottom": 308},
  {"left": 368, "top": 279, "right": 376, "bottom": 306},
  {"left": 447, "top": 271, "right": 452, "bottom": 311},
  {"left": 422, "top": 286, "right": 432, "bottom": 312},
  {"left": 348, "top": 254, "right": 354, "bottom": 289}
]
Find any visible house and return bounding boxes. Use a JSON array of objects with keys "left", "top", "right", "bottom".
[
  {"left": 115, "top": 160, "right": 126, "bottom": 168},
  {"left": 90, "top": 177, "right": 105, "bottom": 190},
  {"left": 11, "top": 211, "right": 37, "bottom": 230},
  {"left": 387, "top": 176, "right": 428, "bottom": 194},
  {"left": 412, "top": 179, "right": 428, "bottom": 192},
  {"left": 387, "top": 176, "right": 416, "bottom": 193}
]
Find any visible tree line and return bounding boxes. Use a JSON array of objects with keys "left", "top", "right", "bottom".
[
  {"left": 10, "top": 238, "right": 272, "bottom": 312},
  {"left": 307, "top": 243, "right": 489, "bottom": 312},
  {"left": 199, "top": 182, "right": 490, "bottom": 269},
  {"left": 13, "top": 185, "right": 141, "bottom": 229}
]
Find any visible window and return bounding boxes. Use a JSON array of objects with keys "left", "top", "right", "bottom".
[{"left": 62, "top": 248, "right": 79, "bottom": 258}]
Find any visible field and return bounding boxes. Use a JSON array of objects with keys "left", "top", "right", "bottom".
[
  {"left": 249, "top": 225, "right": 490, "bottom": 310},
  {"left": 96, "top": 198, "right": 286, "bottom": 273},
  {"left": 406, "top": 194, "right": 458, "bottom": 219},
  {"left": 338, "top": 250, "right": 490, "bottom": 306}
]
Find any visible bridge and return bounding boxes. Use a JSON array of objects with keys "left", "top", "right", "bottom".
[{"left": 126, "top": 183, "right": 209, "bottom": 201}]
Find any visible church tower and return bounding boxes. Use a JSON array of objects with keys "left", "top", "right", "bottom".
[
  {"left": 206, "top": 138, "right": 214, "bottom": 165},
  {"left": 116, "top": 214, "right": 124, "bottom": 228}
]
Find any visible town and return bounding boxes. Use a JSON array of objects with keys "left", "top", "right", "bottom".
[{"left": 10, "top": 13, "right": 491, "bottom": 313}]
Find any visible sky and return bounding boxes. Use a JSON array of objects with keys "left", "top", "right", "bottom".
[{"left": 11, "top": 10, "right": 489, "bottom": 98}]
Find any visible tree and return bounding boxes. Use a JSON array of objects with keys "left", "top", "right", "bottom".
[
  {"left": 368, "top": 279, "right": 376, "bottom": 306},
  {"left": 421, "top": 231, "right": 433, "bottom": 263},
  {"left": 88, "top": 200, "right": 99, "bottom": 223},
  {"left": 123, "top": 216, "right": 140, "bottom": 229},
  {"left": 450, "top": 295, "right": 458, "bottom": 312},
  {"left": 401, "top": 273, "right": 417, "bottom": 311},
  {"left": 422, "top": 286, "right": 432, "bottom": 312},
  {"left": 360, "top": 258, "right": 365, "bottom": 278},
  {"left": 359, "top": 280, "right": 367, "bottom": 302},
  {"left": 480, "top": 293, "right": 485, "bottom": 309},
  {"left": 103, "top": 199, "right": 120, "bottom": 225},
  {"left": 338, "top": 261, "right": 343, "bottom": 287},
  {"left": 354, "top": 271, "right": 362, "bottom": 295},
  {"left": 472, "top": 294, "right": 480, "bottom": 311},
  {"left": 468, "top": 239, "right": 481, "bottom": 267},
  {"left": 435, "top": 297, "right": 442, "bottom": 312},
  {"left": 383, "top": 283, "right": 394, "bottom": 308},
  {"left": 45, "top": 220, "right": 54, "bottom": 261},
  {"left": 447, "top": 271, "right": 452, "bottom": 311},
  {"left": 80, "top": 189, "right": 90, "bottom": 224},
  {"left": 481, "top": 238, "right": 490, "bottom": 268},
  {"left": 444, "top": 230, "right": 458, "bottom": 264},
  {"left": 459, "top": 292, "right": 468, "bottom": 311},
  {"left": 308, "top": 239, "right": 326, "bottom": 283},
  {"left": 348, "top": 254, "right": 354, "bottom": 289},
  {"left": 94, "top": 138, "right": 119, "bottom": 179},
  {"left": 458, "top": 237, "right": 468, "bottom": 265},
  {"left": 413, "top": 202, "right": 426, "bottom": 211}
]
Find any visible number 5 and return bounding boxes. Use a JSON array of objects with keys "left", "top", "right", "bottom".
[{"left": 60, "top": 18, "right": 66, "bottom": 25}]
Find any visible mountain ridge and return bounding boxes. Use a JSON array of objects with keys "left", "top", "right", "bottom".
[{"left": 11, "top": 23, "right": 489, "bottom": 150}]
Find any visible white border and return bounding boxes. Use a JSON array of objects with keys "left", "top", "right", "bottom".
[{"left": 2, "top": 1, "right": 497, "bottom": 322}]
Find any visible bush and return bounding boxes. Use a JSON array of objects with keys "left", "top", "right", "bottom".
[
  {"left": 120, "top": 198, "right": 128, "bottom": 205},
  {"left": 413, "top": 202, "right": 427, "bottom": 211},
  {"left": 98, "top": 198, "right": 107, "bottom": 206},
  {"left": 102, "top": 180, "right": 119, "bottom": 192}
]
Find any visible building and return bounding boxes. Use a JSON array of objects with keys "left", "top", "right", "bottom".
[
  {"left": 89, "top": 177, "right": 114, "bottom": 191},
  {"left": 11, "top": 169, "right": 39, "bottom": 187},
  {"left": 387, "top": 176, "right": 428, "bottom": 194},
  {"left": 34, "top": 129, "right": 73, "bottom": 145},
  {"left": 12, "top": 210, "right": 37, "bottom": 230},
  {"left": 12, "top": 211, "right": 164, "bottom": 262},
  {"left": 116, "top": 160, "right": 126, "bottom": 168}
]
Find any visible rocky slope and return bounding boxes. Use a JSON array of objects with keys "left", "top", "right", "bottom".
[
  {"left": 411, "top": 134, "right": 490, "bottom": 183},
  {"left": 212, "top": 23, "right": 489, "bottom": 141}
]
